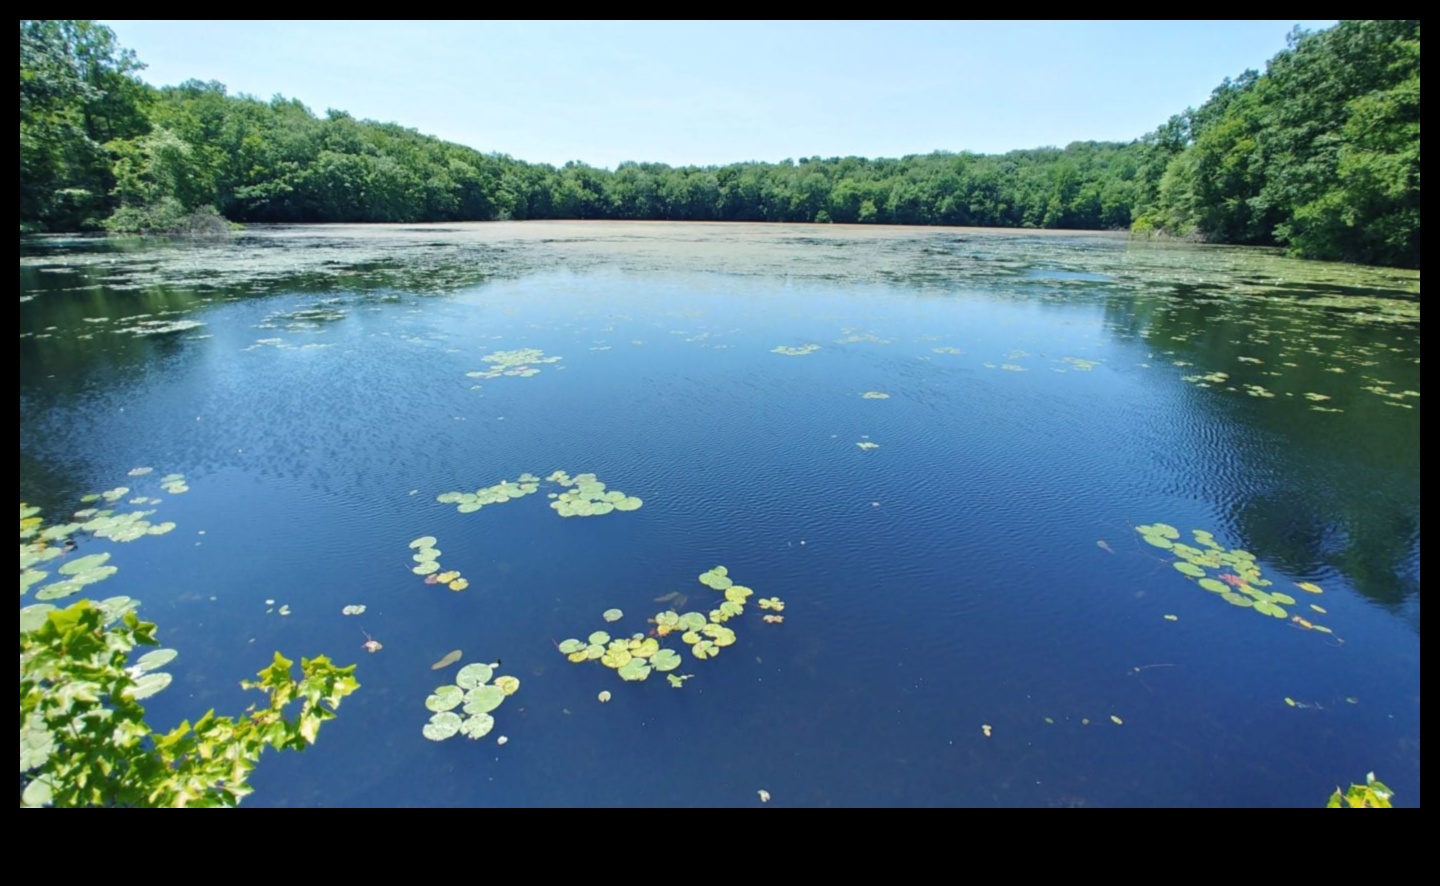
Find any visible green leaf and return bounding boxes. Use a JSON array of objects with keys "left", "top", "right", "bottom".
[
  {"left": 134, "top": 648, "right": 178, "bottom": 673},
  {"left": 423, "top": 711, "right": 462, "bottom": 741},
  {"left": 459, "top": 713, "right": 495, "bottom": 739},
  {"left": 455, "top": 663, "right": 494, "bottom": 688},
  {"left": 1173, "top": 561, "right": 1206, "bottom": 577},
  {"left": 126, "top": 672, "right": 173, "bottom": 700},
  {"left": 493, "top": 675, "right": 520, "bottom": 696},
  {"left": 651, "top": 649, "right": 682, "bottom": 672},
  {"left": 602, "top": 608, "right": 623, "bottom": 623},
  {"left": 463, "top": 685, "right": 505, "bottom": 714},
  {"left": 425, "top": 685, "right": 463, "bottom": 712}
]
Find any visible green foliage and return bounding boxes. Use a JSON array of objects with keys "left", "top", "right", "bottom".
[
  {"left": 22, "top": 21, "right": 1418, "bottom": 266},
  {"left": 1137, "top": 21, "right": 1419, "bottom": 267},
  {"left": 1326, "top": 772, "right": 1394, "bottom": 808},
  {"left": 19, "top": 599, "right": 359, "bottom": 807}
]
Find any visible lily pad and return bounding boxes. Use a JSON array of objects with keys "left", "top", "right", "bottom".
[
  {"left": 412, "top": 561, "right": 440, "bottom": 575},
  {"left": 34, "top": 581, "right": 84, "bottom": 601},
  {"left": 134, "top": 648, "right": 178, "bottom": 673},
  {"left": 459, "top": 713, "right": 495, "bottom": 739},
  {"left": 464, "top": 684, "right": 506, "bottom": 714},
  {"left": 409, "top": 536, "right": 438, "bottom": 549},
  {"left": 19, "top": 604, "right": 56, "bottom": 633},
  {"left": 602, "top": 608, "right": 624, "bottom": 623},
  {"left": 617, "top": 658, "right": 652, "bottom": 682},
  {"left": 426, "top": 686, "right": 464, "bottom": 712},
  {"left": 1253, "top": 600, "right": 1288, "bottom": 618},
  {"left": 341, "top": 604, "right": 367, "bottom": 615},
  {"left": 651, "top": 649, "right": 683, "bottom": 672},
  {"left": 59, "top": 552, "right": 111, "bottom": 575},
  {"left": 448, "top": 578, "right": 469, "bottom": 591},
  {"left": 597, "top": 690, "right": 612, "bottom": 703},
  {"left": 494, "top": 675, "right": 521, "bottom": 696},
  {"left": 1198, "top": 578, "right": 1229, "bottom": 594},
  {"left": 1173, "top": 562, "right": 1206, "bottom": 578},
  {"left": 423, "top": 711, "right": 463, "bottom": 741},
  {"left": 558, "top": 638, "right": 584, "bottom": 655},
  {"left": 125, "top": 672, "right": 172, "bottom": 700},
  {"left": 456, "top": 663, "right": 495, "bottom": 688}
]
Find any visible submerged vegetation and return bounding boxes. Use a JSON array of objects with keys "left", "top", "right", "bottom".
[{"left": 20, "top": 20, "right": 1418, "bottom": 266}]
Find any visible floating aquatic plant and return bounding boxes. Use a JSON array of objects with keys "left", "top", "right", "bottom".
[
  {"left": 856, "top": 441, "right": 880, "bottom": 450},
  {"left": 602, "top": 608, "right": 623, "bottom": 623},
  {"left": 1137, "top": 523, "right": 1336, "bottom": 634},
  {"left": 341, "top": 605, "right": 366, "bottom": 616},
  {"left": 466, "top": 348, "right": 562, "bottom": 380},
  {"left": 422, "top": 660, "right": 519, "bottom": 741},
  {"left": 408, "top": 536, "right": 468, "bottom": 590},
  {"left": 771, "top": 344, "right": 820, "bottom": 356},
  {"left": 861, "top": 391, "right": 891, "bottom": 399},
  {"left": 558, "top": 565, "right": 784, "bottom": 690}
]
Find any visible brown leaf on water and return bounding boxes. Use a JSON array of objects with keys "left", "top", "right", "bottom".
[{"left": 430, "top": 649, "right": 462, "bottom": 670}]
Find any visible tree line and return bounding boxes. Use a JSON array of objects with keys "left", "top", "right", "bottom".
[{"left": 20, "top": 20, "right": 1418, "bottom": 267}]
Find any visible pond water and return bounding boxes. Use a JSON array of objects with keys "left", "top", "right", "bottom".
[{"left": 19, "top": 221, "right": 1420, "bottom": 807}]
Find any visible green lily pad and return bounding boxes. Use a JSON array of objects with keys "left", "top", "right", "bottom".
[
  {"left": 588, "top": 630, "right": 611, "bottom": 646},
  {"left": 412, "top": 548, "right": 441, "bottom": 562},
  {"left": 603, "top": 608, "right": 624, "bottom": 623},
  {"left": 19, "top": 604, "right": 55, "bottom": 633},
  {"left": 651, "top": 649, "right": 683, "bottom": 672},
  {"left": 692, "top": 639, "right": 718, "bottom": 660},
  {"left": 584, "top": 644, "right": 605, "bottom": 660},
  {"left": 59, "top": 552, "right": 111, "bottom": 575},
  {"left": 681, "top": 630, "right": 701, "bottom": 645},
  {"left": 1270, "top": 591, "right": 1297, "bottom": 605},
  {"left": 20, "top": 569, "right": 48, "bottom": 595},
  {"left": 558, "top": 638, "right": 584, "bottom": 655},
  {"left": 126, "top": 672, "right": 172, "bottom": 700},
  {"left": 409, "top": 536, "right": 438, "bottom": 549},
  {"left": 718, "top": 600, "right": 744, "bottom": 617},
  {"left": 680, "top": 612, "right": 708, "bottom": 630},
  {"left": 1198, "top": 578, "right": 1229, "bottom": 594},
  {"left": 69, "top": 565, "right": 118, "bottom": 586},
  {"left": 1173, "top": 562, "right": 1206, "bottom": 577},
  {"left": 724, "top": 585, "right": 754, "bottom": 603},
  {"left": 1253, "top": 600, "right": 1288, "bottom": 618},
  {"left": 134, "top": 648, "right": 178, "bottom": 673},
  {"left": 426, "top": 685, "right": 464, "bottom": 712},
  {"left": 464, "top": 684, "right": 506, "bottom": 714},
  {"left": 34, "top": 581, "right": 84, "bottom": 601},
  {"left": 412, "top": 561, "right": 440, "bottom": 575},
  {"left": 459, "top": 713, "right": 495, "bottom": 739},
  {"left": 1220, "top": 592, "right": 1254, "bottom": 608},
  {"left": 455, "top": 663, "right": 495, "bottom": 688},
  {"left": 705, "top": 625, "right": 737, "bottom": 647},
  {"left": 494, "top": 675, "right": 520, "bottom": 696},
  {"left": 423, "top": 711, "right": 462, "bottom": 741},
  {"left": 614, "top": 496, "right": 643, "bottom": 511},
  {"left": 617, "top": 658, "right": 653, "bottom": 682},
  {"left": 1141, "top": 535, "right": 1174, "bottom": 549}
]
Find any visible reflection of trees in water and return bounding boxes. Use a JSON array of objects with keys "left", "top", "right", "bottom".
[{"left": 1103, "top": 289, "right": 1419, "bottom": 618}]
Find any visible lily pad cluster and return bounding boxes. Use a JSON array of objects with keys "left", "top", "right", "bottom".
[
  {"left": 771, "top": 344, "right": 820, "bottom": 356},
  {"left": 422, "top": 661, "right": 520, "bottom": 741},
  {"left": 558, "top": 566, "right": 785, "bottom": 689},
  {"left": 466, "top": 348, "right": 562, "bottom": 380},
  {"left": 21, "top": 497, "right": 176, "bottom": 603},
  {"left": 437, "top": 471, "right": 642, "bottom": 518},
  {"left": 409, "top": 536, "right": 469, "bottom": 591},
  {"left": 1138, "top": 523, "right": 1334, "bottom": 631},
  {"left": 547, "top": 471, "right": 643, "bottom": 517},
  {"left": 437, "top": 473, "right": 541, "bottom": 514}
]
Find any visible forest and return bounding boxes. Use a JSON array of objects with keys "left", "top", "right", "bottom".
[{"left": 20, "top": 20, "right": 1419, "bottom": 267}]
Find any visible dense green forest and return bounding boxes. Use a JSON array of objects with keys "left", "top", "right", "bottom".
[{"left": 20, "top": 20, "right": 1418, "bottom": 267}]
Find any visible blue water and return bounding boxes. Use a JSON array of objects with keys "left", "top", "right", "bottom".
[{"left": 19, "top": 224, "right": 1421, "bottom": 807}]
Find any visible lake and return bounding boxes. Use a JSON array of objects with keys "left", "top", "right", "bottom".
[{"left": 19, "top": 221, "right": 1421, "bottom": 807}]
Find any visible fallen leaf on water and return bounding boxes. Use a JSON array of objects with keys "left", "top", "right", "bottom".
[
  {"left": 1110, "top": 715, "right": 1124, "bottom": 726},
  {"left": 1310, "top": 604, "right": 1327, "bottom": 614},
  {"left": 496, "top": 736, "right": 508, "bottom": 746},
  {"left": 1284, "top": 697, "right": 1297, "bottom": 707},
  {"left": 1296, "top": 581, "right": 1324, "bottom": 594},
  {"left": 758, "top": 789, "right": 771, "bottom": 803},
  {"left": 431, "top": 649, "right": 462, "bottom": 670},
  {"left": 981, "top": 724, "right": 992, "bottom": 737},
  {"left": 1163, "top": 614, "right": 1178, "bottom": 621}
]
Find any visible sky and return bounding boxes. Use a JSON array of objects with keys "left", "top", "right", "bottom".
[{"left": 102, "top": 20, "right": 1335, "bottom": 170}]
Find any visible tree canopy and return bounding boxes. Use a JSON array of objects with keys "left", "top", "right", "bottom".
[{"left": 19, "top": 20, "right": 1420, "bottom": 267}]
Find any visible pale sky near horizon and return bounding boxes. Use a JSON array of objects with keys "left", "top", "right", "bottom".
[{"left": 102, "top": 20, "right": 1335, "bottom": 169}]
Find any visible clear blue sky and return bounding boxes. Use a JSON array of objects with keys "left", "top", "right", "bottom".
[{"left": 103, "top": 20, "right": 1334, "bottom": 169}]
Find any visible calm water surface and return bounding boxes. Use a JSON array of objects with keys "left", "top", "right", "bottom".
[{"left": 19, "top": 222, "right": 1421, "bottom": 807}]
